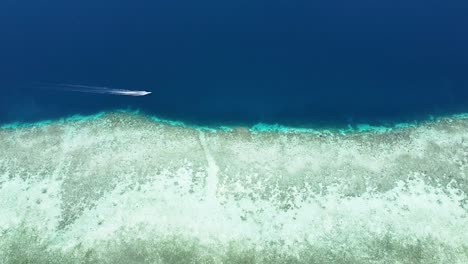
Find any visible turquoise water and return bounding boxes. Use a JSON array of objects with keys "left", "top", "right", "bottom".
[
  {"left": 2, "top": 1, "right": 467, "bottom": 262},
  {"left": 0, "top": 111, "right": 467, "bottom": 263}
]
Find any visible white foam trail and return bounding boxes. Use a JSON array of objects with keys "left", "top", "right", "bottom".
[{"left": 42, "top": 83, "right": 152, "bottom": 96}]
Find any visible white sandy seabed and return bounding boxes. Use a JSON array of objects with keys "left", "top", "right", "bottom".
[{"left": 0, "top": 112, "right": 467, "bottom": 263}]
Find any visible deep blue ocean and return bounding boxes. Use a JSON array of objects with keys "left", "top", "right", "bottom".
[{"left": 1, "top": 0, "right": 467, "bottom": 127}]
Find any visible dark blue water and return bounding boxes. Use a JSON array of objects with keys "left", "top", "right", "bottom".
[{"left": 1, "top": 0, "right": 467, "bottom": 127}]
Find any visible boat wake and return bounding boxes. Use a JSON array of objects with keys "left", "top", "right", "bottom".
[{"left": 36, "top": 83, "right": 152, "bottom": 96}]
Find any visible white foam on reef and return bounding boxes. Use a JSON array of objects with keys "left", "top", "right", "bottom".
[{"left": 0, "top": 112, "right": 467, "bottom": 263}]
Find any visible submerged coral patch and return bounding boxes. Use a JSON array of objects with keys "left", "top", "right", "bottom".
[{"left": 0, "top": 112, "right": 467, "bottom": 263}]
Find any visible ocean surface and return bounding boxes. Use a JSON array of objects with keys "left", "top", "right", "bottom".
[
  {"left": 1, "top": 1, "right": 468, "bottom": 263},
  {"left": 0, "top": 0, "right": 467, "bottom": 127}
]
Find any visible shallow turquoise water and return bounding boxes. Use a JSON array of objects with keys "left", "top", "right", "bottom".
[
  {"left": 1, "top": 0, "right": 467, "bottom": 262},
  {"left": 0, "top": 112, "right": 467, "bottom": 263}
]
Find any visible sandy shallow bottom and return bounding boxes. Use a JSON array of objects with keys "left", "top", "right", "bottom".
[{"left": 0, "top": 112, "right": 467, "bottom": 263}]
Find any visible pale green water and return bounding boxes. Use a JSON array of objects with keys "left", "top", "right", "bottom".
[{"left": 0, "top": 112, "right": 467, "bottom": 263}]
